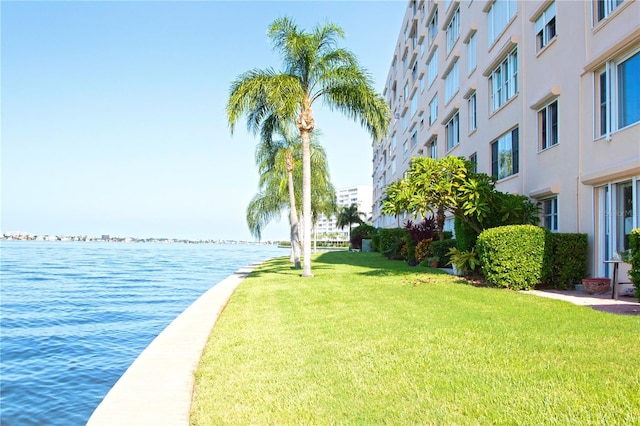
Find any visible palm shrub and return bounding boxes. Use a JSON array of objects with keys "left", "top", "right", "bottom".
[
  {"left": 629, "top": 228, "right": 640, "bottom": 301},
  {"left": 477, "top": 225, "right": 551, "bottom": 290}
]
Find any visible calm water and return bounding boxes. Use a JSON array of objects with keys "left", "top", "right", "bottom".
[{"left": 0, "top": 241, "right": 283, "bottom": 425}]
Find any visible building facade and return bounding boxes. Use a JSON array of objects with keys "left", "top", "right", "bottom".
[
  {"left": 372, "top": 0, "right": 640, "bottom": 277},
  {"left": 315, "top": 186, "right": 373, "bottom": 241}
]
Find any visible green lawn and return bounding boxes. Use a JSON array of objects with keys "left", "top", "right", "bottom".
[{"left": 190, "top": 251, "right": 640, "bottom": 425}]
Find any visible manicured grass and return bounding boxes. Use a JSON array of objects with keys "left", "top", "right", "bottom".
[{"left": 190, "top": 251, "right": 640, "bottom": 425}]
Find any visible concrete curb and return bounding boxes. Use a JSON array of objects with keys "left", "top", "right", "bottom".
[{"left": 86, "top": 260, "right": 264, "bottom": 426}]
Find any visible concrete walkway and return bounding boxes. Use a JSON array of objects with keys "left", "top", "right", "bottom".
[
  {"left": 86, "top": 261, "right": 264, "bottom": 426},
  {"left": 524, "top": 289, "right": 640, "bottom": 315}
]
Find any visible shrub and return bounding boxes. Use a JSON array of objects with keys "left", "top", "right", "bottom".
[
  {"left": 415, "top": 239, "right": 433, "bottom": 262},
  {"left": 629, "top": 228, "right": 640, "bottom": 301},
  {"left": 404, "top": 218, "right": 437, "bottom": 245},
  {"left": 548, "top": 233, "right": 588, "bottom": 289},
  {"left": 454, "top": 216, "right": 478, "bottom": 252},
  {"left": 430, "top": 239, "right": 457, "bottom": 267},
  {"left": 350, "top": 224, "right": 377, "bottom": 250},
  {"left": 446, "top": 247, "right": 480, "bottom": 276},
  {"left": 477, "top": 225, "right": 551, "bottom": 290},
  {"left": 378, "top": 228, "right": 409, "bottom": 259}
]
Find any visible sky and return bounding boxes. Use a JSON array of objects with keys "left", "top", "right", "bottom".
[{"left": 1, "top": 0, "right": 406, "bottom": 241}]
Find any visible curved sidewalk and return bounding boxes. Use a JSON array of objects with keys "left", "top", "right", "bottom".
[{"left": 87, "top": 261, "right": 264, "bottom": 426}]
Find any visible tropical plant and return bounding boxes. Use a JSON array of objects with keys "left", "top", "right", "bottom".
[
  {"left": 228, "top": 17, "right": 389, "bottom": 276},
  {"left": 336, "top": 204, "right": 365, "bottom": 240},
  {"left": 446, "top": 248, "right": 480, "bottom": 276}
]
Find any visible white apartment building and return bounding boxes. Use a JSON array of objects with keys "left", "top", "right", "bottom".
[
  {"left": 315, "top": 186, "right": 373, "bottom": 241},
  {"left": 372, "top": 0, "right": 640, "bottom": 277}
]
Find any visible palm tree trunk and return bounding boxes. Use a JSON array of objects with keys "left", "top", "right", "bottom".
[
  {"left": 300, "top": 130, "right": 313, "bottom": 277},
  {"left": 286, "top": 155, "right": 301, "bottom": 269},
  {"left": 298, "top": 104, "right": 314, "bottom": 277}
]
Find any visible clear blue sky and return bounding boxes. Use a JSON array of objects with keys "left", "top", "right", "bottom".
[{"left": 1, "top": 1, "right": 405, "bottom": 241}]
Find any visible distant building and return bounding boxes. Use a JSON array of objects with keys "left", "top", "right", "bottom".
[
  {"left": 315, "top": 185, "right": 373, "bottom": 241},
  {"left": 372, "top": 0, "right": 640, "bottom": 278},
  {"left": 101, "top": 235, "right": 110, "bottom": 241}
]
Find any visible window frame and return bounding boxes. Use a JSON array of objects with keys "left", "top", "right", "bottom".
[
  {"left": 446, "top": 7, "right": 460, "bottom": 55},
  {"left": 429, "top": 94, "right": 438, "bottom": 126},
  {"left": 535, "top": 2, "right": 557, "bottom": 51},
  {"left": 444, "top": 60, "right": 460, "bottom": 103},
  {"left": 541, "top": 196, "right": 559, "bottom": 232},
  {"left": 595, "top": 49, "right": 640, "bottom": 139},
  {"left": 490, "top": 48, "right": 518, "bottom": 112},
  {"left": 469, "top": 91, "right": 477, "bottom": 132},
  {"left": 538, "top": 99, "right": 559, "bottom": 150},
  {"left": 446, "top": 111, "right": 460, "bottom": 151},
  {"left": 491, "top": 127, "right": 519, "bottom": 180},
  {"left": 488, "top": 0, "right": 517, "bottom": 45}
]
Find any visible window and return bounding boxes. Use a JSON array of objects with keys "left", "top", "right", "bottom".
[
  {"left": 446, "top": 111, "right": 460, "bottom": 150},
  {"left": 488, "top": 0, "right": 517, "bottom": 45},
  {"left": 404, "top": 82, "right": 409, "bottom": 100},
  {"left": 429, "top": 138, "right": 438, "bottom": 159},
  {"left": 428, "top": 10, "right": 438, "bottom": 46},
  {"left": 444, "top": 60, "right": 459, "bottom": 102},
  {"left": 469, "top": 153, "right": 477, "bottom": 173},
  {"left": 420, "top": 75, "right": 425, "bottom": 93},
  {"left": 469, "top": 91, "right": 477, "bottom": 132},
  {"left": 542, "top": 197, "right": 558, "bottom": 232},
  {"left": 446, "top": 7, "right": 460, "bottom": 54},
  {"left": 391, "top": 133, "right": 397, "bottom": 150},
  {"left": 468, "top": 32, "right": 477, "bottom": 74},
  {"left": 411, "top": 60, "right": 418, "bottom": 83},
  {"left": 596, "top": 0, "right": 624, "bottom": 22},
  {"left": 491, "top": 127, "right": 519, "bottom": 180},
  {"left": 538, "top": 100, "right": 558, "bottom": 150},
  {"left": 391, "top": 157, "right": 396, "bottom": 175},
  {"left": 427, "top": 49, "right": 438, "bottom": 87},
  {"left": 596, "top": 51, "right": 640, "bottom": 137},
  {"left": 403, "top": 140, "right": 408, "bottom": 158},
  {"left": 535, "top": 2, "right": 556, "bottom": 51},
  {"left": 411, "top": 130, "right": 418, "bottom": 148},
  {"left": 429, "top": 94, "right": 438, "bottom": 126},
  {"left": 490, "top": 48, "right": 518, "bottom": 112},
  {"left": 402, "top": 113, "right": 408, "bottom": 132},
  {"left": 411, "top": 93, "right": 418, "bottom": 116}
]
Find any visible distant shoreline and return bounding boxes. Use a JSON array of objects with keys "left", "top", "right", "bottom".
[{"left": 1, "top": 234, "right": 282, "bottom": 245}]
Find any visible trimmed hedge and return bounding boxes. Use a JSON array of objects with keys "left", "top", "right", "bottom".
[
  {"left": 548, "top": 233, "right": 588, "bottom": 289},
  {"left": 454, "top": 216, "right": 478, "bottom": 252},
  {"left": 430, "top": 239, "right": 457, "bottom": 268},
  {"left": 629, "top": 228, "right": 640, "bottom": 301},
  {"left": 477, "top": 225, "right": 551, "bottom": 290}
]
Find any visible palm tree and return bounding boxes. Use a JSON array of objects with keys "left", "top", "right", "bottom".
[
  {"left": 228, "top": 17, "right": 389, "bottom": 277},
  {"left": 246, "top": 131, "right": 335, "bottom": 269},
  {"left": 336, "top": 203, "right": 365, "bottom": 241}
]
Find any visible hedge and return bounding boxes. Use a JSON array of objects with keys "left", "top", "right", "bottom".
[
  {"left": 477, "top": 225, "right": 551, "bottom": 290},
  {"left": 548, "top": 233, "right": 588, "bottom": 289},
  {"left": 454, "top": 216, "right": 478, "bottom": 252},
  {"left": 629, "top": 228, "right": 640, "bottom": 301},
  {"left": 377, "top": 228, "right": 409, "bottom": 259}
]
